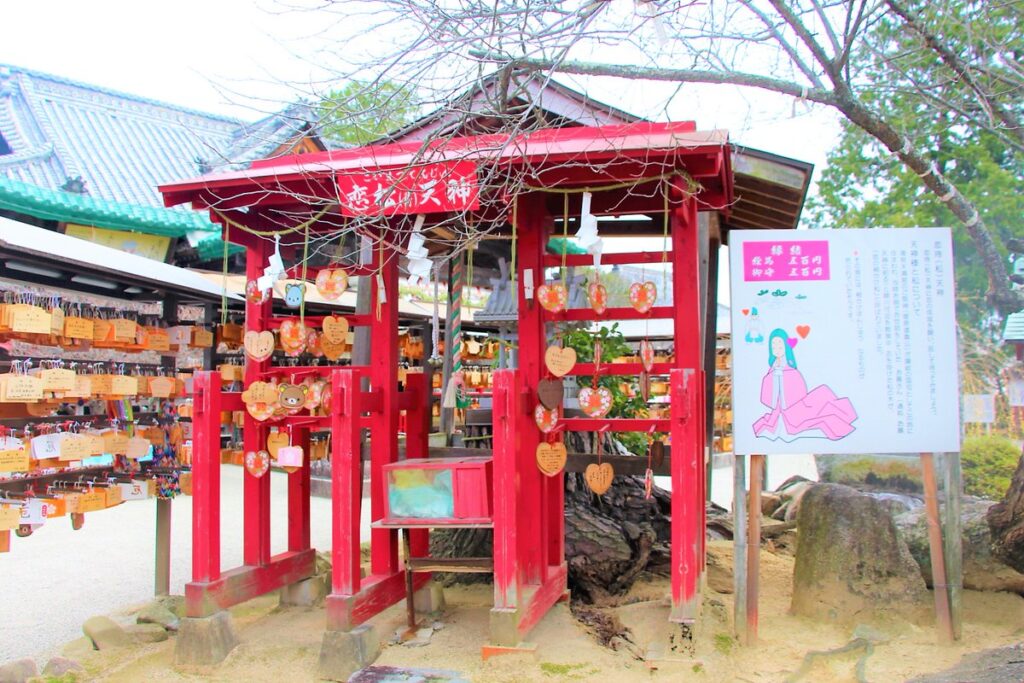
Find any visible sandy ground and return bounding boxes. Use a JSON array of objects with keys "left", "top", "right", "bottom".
[
  {"left": 0, "top": 466, "right": 373, "bottom": 664},
  {"left": 55, "top": 540, "right": 1024, "bottom": 683}
]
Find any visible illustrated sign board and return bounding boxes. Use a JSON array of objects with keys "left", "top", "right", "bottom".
[
  {"left": 65, "top": 224, "right": 171, "bottom": 262},
  {"left": 962, "top": 394, "right": 996, "bottom": 424},
  {"left": 336, "top": 160, "right": 478, "bottom": 217},
  {"left": 729, "top": 228, "right": 960, "bottom": 455}
]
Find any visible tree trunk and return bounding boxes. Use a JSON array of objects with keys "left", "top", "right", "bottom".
[{"left": 986, "top": 450, "right": 1024, "bottom": 573}]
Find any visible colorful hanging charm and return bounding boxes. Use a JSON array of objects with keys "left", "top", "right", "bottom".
[
  {"left": 278, "top": 319, "right": 307, "bottom": 355},
  {"left": 315, "top": 268, "right": 349, "bottom": 300},
  {"left": 245, "top": 449, "right": 270, "bottom": 478},
  {"left": 283, "top": 282, "right": 305, "bottom": 309},
  {"left": 585, "top": 433, "right": 614, "bottom": 495},
  {"left": 639, "top": 339, "right": 655, "bottom": 372},
  {"left": 245, "top": 280, "right": 270, "bottom": 305},
  {"left": 588, "top": 281, "right": 608, "bottom": 315},
  {"left": 629, "top": 281, "right": 657, "bottom": 314},
  {"left": 578, "top": 386, "right": 612, "bottom": 418},
  {"left": 536, "top": 378, "right": 564, "bottom": 410},
  {"left": 537, "top": 282, "right": 568, "bottom": 313},
  {"left": 534, "top": 405, "right": 558, "bottom": 433}
]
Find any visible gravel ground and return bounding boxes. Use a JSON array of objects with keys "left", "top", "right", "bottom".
[{"left": 0, "top": 466, "right": 366, "bottom": 664}]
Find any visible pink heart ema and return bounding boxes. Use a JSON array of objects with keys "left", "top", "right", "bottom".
[{"left": 787, "top": 337, "right": 798, "bottom": 348}]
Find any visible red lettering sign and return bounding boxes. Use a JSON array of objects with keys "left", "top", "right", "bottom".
[{"left": 336, "top": 160, "right": 478, "bottom": 217}]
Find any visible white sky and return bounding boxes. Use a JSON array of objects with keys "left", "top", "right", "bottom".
[{"left": 2, "top": 0, "right": 841, "bottom": 304}]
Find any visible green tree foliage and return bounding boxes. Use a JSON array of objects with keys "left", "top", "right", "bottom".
[
  {"left": 319, "top": 80, "right": 419, "bottom": 146},
  {"left": 808, "top": 0, "right": 1024, "bottom": 324},
  {"left": 961, "top": 435, "right": 1020, "bottom": 500}
]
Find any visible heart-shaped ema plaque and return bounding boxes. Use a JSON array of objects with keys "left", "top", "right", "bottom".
[
  {"left": 588, "top": 282, "right": 608, "bottom": 315},
  {"left": 534, "top": 405, "right": 559, "bottom": 433},
  {"left": 322, "top": 315, "right": 350, "bottom": 344},
  {"left": 544, "top": 345, "right": 577, "bottom": 377},
  {"left": 278, "top": 319, "right": 307, "bottom": 354},
  {"left": 315, "top": 268, "right": 349, "bottom": 301},
  {"left": 536, "top": 442, "right": 567, "bottom": 476},
  {"left": 639, "top": 339, "right": 655, "bottom": 372},
  {"left": 584, "top": 462, "right": 614, "bottom": 495},
  {"left": 537, "top": 282, "right": 568, "bottom": 313},
  {"left": 629, "top": 281, "right": 657, "bottom": 314},
  {"left": 578, "top": 386, "right": 612, "bottom": 418},
  {"left": 245, "top": 449, "right": 270, "bottom": 478},
  {"left": 536, "top": 378, "right": 564, "bottom": 410},
  {"left": 244, "top": 330, "right": 275, "bottom": 362},
  {"left": 266, "top": 431, "right": 289, "bottom": 460}
]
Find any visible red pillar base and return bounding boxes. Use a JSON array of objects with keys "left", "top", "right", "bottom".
[
  {"left": 185, "top": 549, "right": 316, "bottom": 618},
  {"left": 488, "top": 563, "right": 567, "bottom": 647},
  {"left": 325, "top": 571, "right": 431, "bottom": 632}
]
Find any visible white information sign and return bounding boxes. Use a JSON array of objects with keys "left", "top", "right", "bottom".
[{"left": 729, "top": 228, "right": 960, "bottom": 455}]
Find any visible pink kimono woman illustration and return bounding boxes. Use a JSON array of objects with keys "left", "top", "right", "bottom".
[{"left": 752, "top": 328, "right": 857, "bottom": 441}]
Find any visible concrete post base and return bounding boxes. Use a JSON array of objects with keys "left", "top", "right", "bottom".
[
  {"left": 413, "top": 582, "right": 446, "bottom": 615},
  {"left": 318, "top": 625, "right": 380, "bottom": 681},
  {"left": 174, "top": 611, "right": 238, "bottom": 667},
  {"left": 279, "top": 575, "right": 328, "bottom": 607}
]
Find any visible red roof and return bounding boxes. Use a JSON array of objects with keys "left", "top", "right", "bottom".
[{"left": 159, "top": 121, "right": 732, "bottom": 218}]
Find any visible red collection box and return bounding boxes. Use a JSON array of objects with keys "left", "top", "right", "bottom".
[{"left": 381, "top": 456, "right": 493, "bottom": 525}]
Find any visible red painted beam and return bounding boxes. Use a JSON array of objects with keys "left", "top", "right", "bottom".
[
  {"left": 542, "top": 306, "right": 674, "bottom": 323},
  {"left": 558, "top": 417, "right": 671, "bottom": 433},
  {"left": 191, "top": 371, "right": 223, "bottom": 584},
  {"left": 325, "top": 571, "right": 431, "bottom": 632},
  {"left": 185, "top": 549, "right": 316, "bottom": 618},
  {"left": 221, "top": 392, "right": 243, "bottom": 412},
  {"left": 569, "top": 362, "right": 674, "bottom": 377},
  {"left": 516, "top": 564, "right": 569, "bottom": 640},
  {"left": 542, "top": 251, "right": 673, "bottom": 268}
]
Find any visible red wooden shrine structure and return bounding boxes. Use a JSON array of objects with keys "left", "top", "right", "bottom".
[{"left": 160, "top": 121, "right": 733, "bottom": 649}]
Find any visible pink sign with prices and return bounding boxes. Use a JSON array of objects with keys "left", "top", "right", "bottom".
[{"left": 743, "top": 240, "right": 830, "bottom": 281}]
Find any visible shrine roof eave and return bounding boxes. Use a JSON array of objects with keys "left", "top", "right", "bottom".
[{"left": 159, "top": 122, "right": 730, "bottom": 213}]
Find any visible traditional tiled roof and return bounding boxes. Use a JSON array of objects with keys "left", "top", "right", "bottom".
[
  {"left": 1003, "top": 311, "right": 1024, "bottom": 344},
  {"left": 0, "top": 64, "right": 324, "bottom": 253}
]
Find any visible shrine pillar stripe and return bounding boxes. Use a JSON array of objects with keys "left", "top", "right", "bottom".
[
  {"left": 492, "top": 368, "right": 520, "bottom": 608},
  {"left": 448, "top": 253, "right": 464, "bottom": 387},
  {"left": 288, "top": 426, "right": 311, "bottom": 552},
  {"left": 370, "top": 233, "right": 400, "bottom": 576},
  {"left": 331, "top": 368, "right": 362, "bottom": 596},
  {"left": 670, "top": 190, "right": 703, "bottom": 621},
  {"left": 244, "top": 238, "right": 272, "bottom": 567},
  {"left": 404, "top": 372, "right": 430, "bottom": 558},
  {"left": 192, "top": 371, "right": 221, "bottom": 583},
  {"left": 516, "top": 199, "right": 546, "bottom": 585}
]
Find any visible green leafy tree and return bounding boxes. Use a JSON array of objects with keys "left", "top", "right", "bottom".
[
  {"left": 319, "top": 80, "right": 419, "bottom": 146},
  {"left": 809, "top": 1, "right": 1024, "bottom": 324}
]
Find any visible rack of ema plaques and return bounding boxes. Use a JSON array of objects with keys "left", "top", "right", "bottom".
[{"left": 160, "top": 121, "right": 730, "bottom": 672}]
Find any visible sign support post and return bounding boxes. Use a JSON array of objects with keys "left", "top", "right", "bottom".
[
  {"left": 921, "top": 452, "right": 955, "bottom": 642},
  {"left": 746, "top": 454, "right": 764, "bottom": 643},
  {"left": 733, "top": 454, "right": 748, "bottom": 644}
]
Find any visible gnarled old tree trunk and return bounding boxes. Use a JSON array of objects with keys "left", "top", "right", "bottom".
[
  {"left": 987, "top": 451, "right": 1024, "bottom": 573},
  {"left": 431, "top": 432, "right": 682, "bottom": 603}
]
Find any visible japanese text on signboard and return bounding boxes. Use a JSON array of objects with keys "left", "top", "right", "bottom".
[
  {"left": 743, "top": 240, "right": 830, "bottom": 282},
  {"left": 336, "top": 160, "right": 478, "bottom": 217}
]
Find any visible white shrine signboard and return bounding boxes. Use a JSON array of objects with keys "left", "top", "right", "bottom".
[{"left": 729, "top": 228, "right": 960, "bottom": 455}]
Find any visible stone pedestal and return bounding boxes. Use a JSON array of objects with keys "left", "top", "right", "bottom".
[
  {"left": 318, "top": 625, "right": 380, "bottom": 681},
  {"left": 174, "top": 611, "right": 238, "bottom": 667},
  {"left": 413, "top": 582, "right": 446, "bottom": 614},
  {"left": 280, "top": 576, "right": 328, "bottom": 607}
]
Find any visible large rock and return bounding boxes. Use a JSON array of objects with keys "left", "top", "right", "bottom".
[
  {"left": 41, "top": 657, "right": 82, "bottom": 677},
  {"left": 0, "top": 658, "right": 37, "bottom": 683},
  {"left": 137, "top": 603, "right": 180, "bottom": 631},
  {"left": 128, "top": 623, "right": 170, "bottom": 643},
  {"left": 897, "top": 497, "right": 1024, "bottom": 594},
  {"left": 792, "top": 484, "right": 928, "bottom": 623},
  {"left": 83, "top": 615, "right": 131, "bottom": 650}
]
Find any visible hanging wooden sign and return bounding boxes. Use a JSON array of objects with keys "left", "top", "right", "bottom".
[
  {"left": 266, "top": 431, "right": 289, "bottom": 460},
  {"left": 584, "top": 462, "right": 614, "bottom": 495},
  {"left": 244, "top": 330, "right": 276, "bottom": 362},
  {"left": 544, "top": 345, "right": 576, "bottom": 377},
  {"left": 537, "top": 282, "right": 568, "bottom": 313},
  {"left": 276, "top": 445, "right": 304, "bottom": 474},
  {"left": 629, "top": 281, "right": 657, "bottom": 314},
  {"left": 63, "top": 316, "right": 94, "bottom": 340},
  {"left": 534, "top": 405, "right": 558, "bottom": 433},
  {"left": 536, "top": 442, "right": 567, "bottom": 476},
  {"left": 578, "top": 386, "right": 613, "bottom": 418},
  {"left": 11, "top": 304, "right": 51, "bottom": 334},
  {"left": 279, "top": 319, "right": 307, "bottom": 355},
  {"left": 322, "top": 315, "right": 350, "bottom": 344},
  {"left": 536, "top": 378, "right": 563, "bottom": 410},
  {"left": 49, "top": 307, "right": 65, "bottom": 335},
  {"left": 245, "top": 449, "right": 270, "bottom": 478}
]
